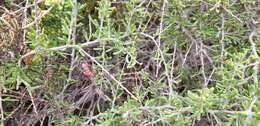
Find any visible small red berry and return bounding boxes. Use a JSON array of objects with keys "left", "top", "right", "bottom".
[{"left": 83, "top": 69, "right": 93, "bottom": 77}]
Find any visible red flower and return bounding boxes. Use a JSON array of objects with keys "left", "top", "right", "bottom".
[{"left": 81, "top": 62, "right": 93, "bottom": 77}]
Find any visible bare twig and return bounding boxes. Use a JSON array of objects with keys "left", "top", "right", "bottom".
[
  {"left": 209, "top": 110, "right": 255, "bottom": 115},
  {"left": 11, "top": 0, "right": 44, "bottom": 13},
  {"left": 246, "top": 96, "right": 258, "bottom": 122},
  {"left": 205, "top": 68, "right": 215, "bottom": 87},
  {"left": 220, "top": 13, "right": 225, "bottom": 68},
  {"left": 248, "top": 30, "right": 259, "bottom": 85},
  {"left": 34, "top": 0, "right": 40, "bottom": 41},
  {"left": 0, "top": 91, "right": 4, "bottom": 124},
  {"left": 208, "top": 98, "right": 258, "bottom": 121},
  {"left": 82, "top": 113, "right": 103, "bottom": 125},
  {"left": 67, "top": 0, "right": 78, "bottom": 83},
  {"left": 198, "top": 41, "right": 207, "bottom": 87},
  {"left": 18, "top": 40, "right": 99, "bottom": 66},
  {"left": 155, "top": 0, "right": 166, "bottom": 77},
  {"left": 22, "top": 0, "right": 29, "bottom": 47},
  {"left": 170, "top": 42, "right": 178, "bottom": 86},
  {"left": 17, "top": 76, "right": 38, "bottom": 115},
  {"left": 182, "top": 42, "right": 194, "bottom": 66},
  {"left": 221, "top": 5, "right": 243, "bottom": 23},
  {"left": 158, "top": 0, "right": 173, "bottom": 95},
  {"left": 181, "top": 26, "right": 195, "bottom": 66}
]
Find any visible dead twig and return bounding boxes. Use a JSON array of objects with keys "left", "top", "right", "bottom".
[{"left": 248, "top": 30, "right": 259, "bottom": 85}]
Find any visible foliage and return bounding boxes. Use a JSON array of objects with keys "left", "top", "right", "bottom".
[{"left": 0, "top": 0, "right": 259, "bottom": 125}]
